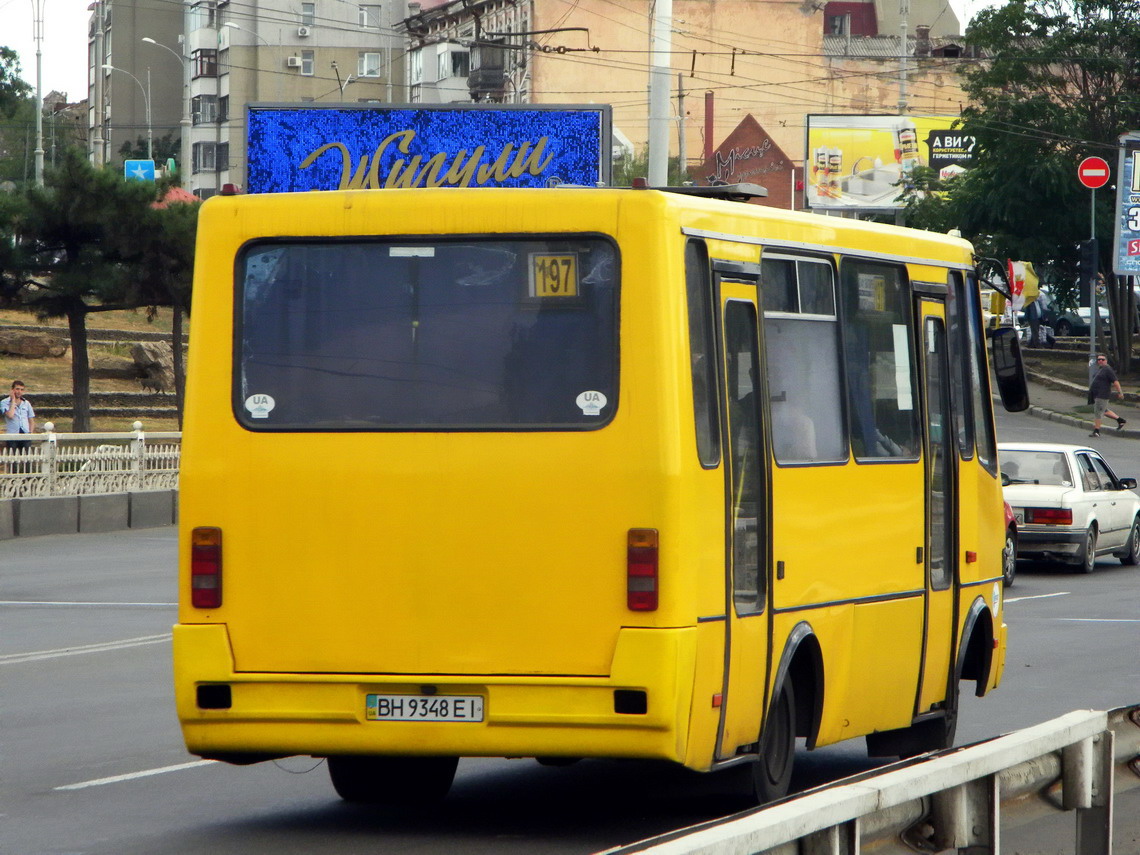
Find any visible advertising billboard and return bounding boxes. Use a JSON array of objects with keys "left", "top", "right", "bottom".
[
  {"left": 246, "top": 104, "right": 612, "bottom": 194},
  {"left": 804, "top": 114, "right": 975, "bottom": 212},
  {"left": 1113, "top": 132, "right": 1140, "bottom": 276}
]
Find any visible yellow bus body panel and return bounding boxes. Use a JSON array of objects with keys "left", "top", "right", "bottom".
[{"left": 176, "top": 187, "right": 1007, "bottom": 772}]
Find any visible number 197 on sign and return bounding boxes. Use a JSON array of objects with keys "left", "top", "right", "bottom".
[{"left": 530, "top": 254, "right": 578, "bottom": 298}]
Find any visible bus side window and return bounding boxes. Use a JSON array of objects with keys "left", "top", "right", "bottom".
[
  {"left": 686, "top": 241, "right": 720, "bottom": 467},
  {"left": 965, "top": 273, "right": 999, "bottom": 474},
  {"left": 840, "top": 260, "right": 919, "bottom": 460},
  {"left": 946, "top": 271, "right": 975, "bottom": 460},
  {"left": 762, "top": 256, "right": 846, "bottom": 464}
]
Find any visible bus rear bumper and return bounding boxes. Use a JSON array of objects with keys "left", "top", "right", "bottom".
[{"left": 173, "top": 624, "right": 695, "bottom": 765}]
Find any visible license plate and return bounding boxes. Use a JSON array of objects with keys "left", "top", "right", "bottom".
[{"left": 365, "top": 694, "right": 484, "bottom": 722}]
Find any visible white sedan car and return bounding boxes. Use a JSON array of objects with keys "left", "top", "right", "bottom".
[{"left": 999, "top": 442, "right": 1140, "bottom": 573}]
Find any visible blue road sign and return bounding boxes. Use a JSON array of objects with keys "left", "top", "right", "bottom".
[{"left": 124, "top": 159, "right": 156, "bottom": 182}]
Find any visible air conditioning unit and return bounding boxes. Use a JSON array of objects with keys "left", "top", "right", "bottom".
[
  {"left": 286, "top": 56, "right": 303, "bottom": 68},
  {"left": 297, "top": 26, "right": 311, "bottom": 37}
]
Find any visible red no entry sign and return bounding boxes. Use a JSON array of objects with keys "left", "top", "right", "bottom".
[{"left": 1077, "top": 156, "right": 1110, "bottom": 189}]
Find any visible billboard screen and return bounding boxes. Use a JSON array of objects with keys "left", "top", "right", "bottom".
[
  {"left": 1114, "top": 132, "right": 1140, "bottom": 276},
  {"left": 246, "top": 104, "right": 612, "bottom": 194},
  {"left": 804, "top": 114, "right": 975, "bottom": 212}
]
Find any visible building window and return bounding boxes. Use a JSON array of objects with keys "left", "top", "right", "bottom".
[
  {"left": 192, "top": 94, "right": 217, "bottom": 125},
  {"left": 217, "top": 142, "right": 230, "bottom": 171},
  {"left": 409, "top": 83, "right": 421, "bottom": 103},
  {"left": 409, "top": 48, "right": 423, "bottom": 84},
  {"left": 193, "top": 141, "right": 217, "bottom": 173},
  {"left": 359, "top": 4, "right": 381, "bottom": 27},
  {"left": 358, "top": 52, "right": 382, "bottom": 77},
  {"left": 437, "top": 47, "right": 469, "bottom": 80},
  {"left": 192, "top": 48, "right": 218, "bottom": 79},
  {"left": 191, "top": 0, "right": 217, "bottom": 29},
  {"left": 301, "top": 49, "right": 315, "bottom": 76},
  {"left": 300, "top": 2, "right": 315, "bottom": 26},
  {"left": 218, "top": 95, "right": 229, "bottom": 123}
]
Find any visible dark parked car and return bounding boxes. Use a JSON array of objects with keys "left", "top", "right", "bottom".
[{"left": 1020, "top": 291, "right": 1110, "bottom": 337}]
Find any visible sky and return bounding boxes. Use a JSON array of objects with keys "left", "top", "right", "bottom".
[{"left": 1, "top": 0, "right": 1000, "bottom": 105}]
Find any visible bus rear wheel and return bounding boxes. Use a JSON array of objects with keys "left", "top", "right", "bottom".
[
  {"left": 750, "top": 681, "right": 796, "bottom": 804},
  {"left": 327, "top": 755, "right": 459, "bottom": 805}
]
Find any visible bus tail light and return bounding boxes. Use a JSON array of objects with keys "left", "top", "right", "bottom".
[
  {"left": 191, "top": 527, "right": 223, "bottom": 608},
  {"left": 1025, "top": 508, "right": 1073, "bottom": 525},
  {"left": 627, "top": 529, "right": 659, "bottom": 611}
]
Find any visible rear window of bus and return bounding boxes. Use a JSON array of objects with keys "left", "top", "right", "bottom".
[{"left": 235, "top": 237, "right": 619, "bottom": 430}]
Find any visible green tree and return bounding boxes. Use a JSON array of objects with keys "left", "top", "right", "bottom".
[
  {"left": 903, "top": 0, "right": 1140, "bottom": 360},
  {"left": 132, "top": 195, "right": 199, "bottom": 425},
  {"left": 5, "top": 149, "right": 158, "bottom": 430},
  {"left": 612, "top": 148, "right": 688, "bottom": 186},
  {"left": 0, "top": 47, "right": 32, "bottom": 116},
  {"left": 118, "top": 131, "right": 180, "bottom": 165},
  {"left": 0, "top": 49, "right": 35, "bottom": 185}
]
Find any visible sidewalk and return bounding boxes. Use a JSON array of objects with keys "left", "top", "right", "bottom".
[{"left": 1020, "top": 371, "right": 1140, "bottom": 438}]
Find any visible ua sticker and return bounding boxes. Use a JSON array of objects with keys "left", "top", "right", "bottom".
[
  {"left": 245, "top": 394, "right": 276, "bottom": 419},
  {"left": 575, "top": 391, "right": 608, "bottom": 416}
]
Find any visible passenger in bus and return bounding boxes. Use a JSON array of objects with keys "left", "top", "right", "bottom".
[{"left": 771, "top": 395, "right": 817, "bottom": 461}]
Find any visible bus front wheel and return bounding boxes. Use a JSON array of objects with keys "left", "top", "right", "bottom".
[
  {"left": 327, "top": 755, "right": 459, "bottom": 805},
  {"left": 751, "top": 681, "right": 796, "bottom": 803}
]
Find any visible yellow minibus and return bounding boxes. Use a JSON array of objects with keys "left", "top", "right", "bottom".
[{"left": 174, "top": 184, "right": 1027, "bottom": 804}]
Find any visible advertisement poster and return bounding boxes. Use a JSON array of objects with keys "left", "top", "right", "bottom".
[
  {"left": 1113, "top": 132, "right": 1140, "bottom": 276},
  {"left": 804, "top": 114, "right": 975, "bottom": 212},
  {"left": 246, "top": 104, "right": 611, "bottom": 194}
]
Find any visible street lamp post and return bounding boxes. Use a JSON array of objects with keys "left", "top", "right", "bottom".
[
  {"left": 103, "top": 63, "right": 152, "bottom": 161},
  {"left": 142, "top": 37, "right": 191, "bottom": 188},
  {"left": 31, "top": 0, "right": 46, "bottom": 186}
]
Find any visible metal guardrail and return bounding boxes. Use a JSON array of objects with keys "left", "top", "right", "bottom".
[
  {"left": 0, "top": 422, "right": 180, "bottom": 499},
  {"left": 603, "top": 706, "right": 1140, "bottom": 855}
]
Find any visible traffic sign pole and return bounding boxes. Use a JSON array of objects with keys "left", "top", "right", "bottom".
[{"left": 1078, "top": 156, "right": 1110, "bottom": 365}]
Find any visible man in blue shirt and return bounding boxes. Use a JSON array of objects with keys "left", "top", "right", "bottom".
[{"left": 2, "top": 380, "right": 36, "bottom": 457}]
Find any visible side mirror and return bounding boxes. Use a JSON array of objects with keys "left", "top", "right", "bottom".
[
  {"left": 1120, "top": 477, "right": 1137, "bottom": 490},
  {"left": 1001, "top": 472, "right": 1011, "bottom": 487},
  {"left": 990, "top": 327, "right": 1029, "bottom": 412}
]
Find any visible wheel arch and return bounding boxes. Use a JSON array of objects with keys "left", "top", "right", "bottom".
[
  {"left": 957, "top": 597, "right": 995, "bottom": 698},
  {"left": 771, "top": 621, "right": 824, "bottom": 749}
]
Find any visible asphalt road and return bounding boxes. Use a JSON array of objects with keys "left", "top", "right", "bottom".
[{"left": 3, "top": 404, "right": 1139, "bottom": 854}]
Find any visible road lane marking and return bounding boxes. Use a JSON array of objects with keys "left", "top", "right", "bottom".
[
  {"left": 56, "top": 760, "right": 217, "bottom": 791},
  {"left": 0, "top": 633, "right": 172, "bottom": 665},
  {"left": 1005, "top": 592, "right": 1070, "bottom": 603},
  {"left": 1057, "top": 618, "right": 1140, "bottom": 623},
  {"left": 0, "top": 601, "right": 175, "bottom": 607}
]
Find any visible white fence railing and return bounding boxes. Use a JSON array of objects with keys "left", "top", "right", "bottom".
[
  {"left": 602, "top": 705, "right": 1140, "bottom": 855},
  {"left": 0, "top": 421, "right": 181, "bottom": 499}
]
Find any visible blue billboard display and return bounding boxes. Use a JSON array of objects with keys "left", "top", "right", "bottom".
[{"left": 246, "top": 104, "right": 611, "bottom": 194}]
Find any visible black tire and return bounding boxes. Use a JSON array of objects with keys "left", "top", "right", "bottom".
[
  {"left": 1056, "top": 319, "right": 1072, "bottom": 336},
  {"left": 1002, "top": 526, "right": 1017, "bottom": 587},
  {"left": 327, "top": 755, "right": 458, "bottom": 805},
  {"left": 750, "top": 680, "right": 796, "bottom": 804},
  {"left": 1119, "top": 518, "right": 1140, "bottom": 565},
  {"left": 1075, "top": 526, "right": 1098, "bottom": 574}
]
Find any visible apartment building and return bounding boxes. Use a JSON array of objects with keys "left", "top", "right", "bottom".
[{"left": 89, "top": 0, "right": 408, "bottom": 197}]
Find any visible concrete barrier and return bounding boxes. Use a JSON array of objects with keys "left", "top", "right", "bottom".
[
  {"left": 0, "top": 499, "right": 14, "bottom": 540},
  {"left": 17, "top": 495, "right": 79, "bottom": 537},
  {"left": 79, "top": 492, "right": 130, "bottom": 533},
  {"left": 129, "top": 489, "right": 176, "bottom": 529},
  {"left": 0, "top": 491, "right": 178, "bottom": 539}
]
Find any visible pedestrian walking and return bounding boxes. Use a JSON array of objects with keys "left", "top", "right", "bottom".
[{"left": 1087, "top": 354, "right": 1126, "bottom": 437}]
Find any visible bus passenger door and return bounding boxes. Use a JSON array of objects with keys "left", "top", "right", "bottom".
[
  {"left": 715, "top": 277, "right": 771, "bottom": 760},
  {"left": 917, "top": 301, "right": 958, "bottom": 714}
]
